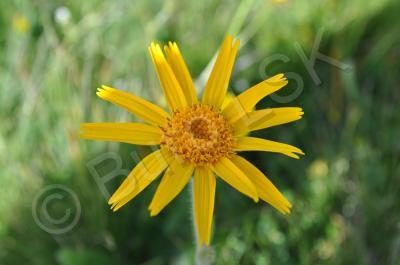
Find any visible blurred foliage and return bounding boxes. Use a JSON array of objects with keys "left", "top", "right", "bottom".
[{"left": 1, "top": 0, "right": 399, "bottom": 264}]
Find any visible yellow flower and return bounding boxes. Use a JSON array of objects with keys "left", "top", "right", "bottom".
[
  {"left": 12, "top": 14, "right": 29, "bottom": 33},
  {"left": 81, "top": 36, "right": 304, "bottom": 246},
  {"left": 272, "top": 0, "right": 288, "bottom": 5}
]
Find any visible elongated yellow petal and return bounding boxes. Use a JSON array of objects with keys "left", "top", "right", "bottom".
[
  {"left": 212, "top": 157, "right": 258, "bottom": 202},
  {"left": 235, "top": 137, "right": 305, "bottom": 159},
  {"left": 97, "top": 85, "right": 169, "bottom": 126},
  {"left": 193, "top": 167, "right": 216, "bottom": 246},
  {"left": 232, "top": 107, "right": 304, "bottom": 136},
  {"left": 222, "top": 74, "right": 288, "bottom": 123},
  {"left": 202, "top": 36, "right": 240, "bottom": 108},
  {"left": 230, "top": 155, "right": 292, "bottom": 214},
  {"left": 149, "top": 43, "right": 188, "bottom": 111},
  {"left": 164, "top": 42, "right": 198, "bottom": 105},
  {"left": 80, "top": 122, "right": 162, "bottom": 145},
  {"left": 149, "top": 158, "right": 194, "bottom": 216},
  {"left": 221, "top": 92, "right": 236, "bottom": 110},
  {"left": 108, "top": 149, "right": 171, "bottom": 211}
]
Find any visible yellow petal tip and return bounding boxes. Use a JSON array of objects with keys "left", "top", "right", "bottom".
[{"left": 149, "top": 210, "right": 159, "bottom": 217}]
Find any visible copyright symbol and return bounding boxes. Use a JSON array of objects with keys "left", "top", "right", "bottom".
[{"left": 32, "top": 184, "right": 81, "bottom": 235}]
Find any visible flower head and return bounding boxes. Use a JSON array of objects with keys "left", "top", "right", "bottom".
[
  {"left": 81, "top": 36, "right": 304, "bottom": 246},
  {"left": 160, "top": 104, "right": 235, "bottom": 166}
]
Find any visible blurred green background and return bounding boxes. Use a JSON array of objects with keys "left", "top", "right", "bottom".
[{"left": 1, "top": 0, "right": 399, "bottom": 264}]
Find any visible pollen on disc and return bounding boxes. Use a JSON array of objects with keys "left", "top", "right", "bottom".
[{"left": 160, "top": 104, "right": 235, "bottom": 166}]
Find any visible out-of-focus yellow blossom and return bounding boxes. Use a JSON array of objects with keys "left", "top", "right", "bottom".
[
  {"left": 272, "top": 0, "right": 288, "bottom": 5},
  {"left": 308, "top": 159, "right": 329, "bottom": 178},
  {"left": 12, "top": 14, "right": 29, "bottom": 33}
]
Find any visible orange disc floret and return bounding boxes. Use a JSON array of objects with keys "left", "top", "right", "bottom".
[{"left": 160, "top": 104, "right": 235, "bottom": 166}]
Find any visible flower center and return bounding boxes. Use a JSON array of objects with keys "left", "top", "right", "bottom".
[
  {"left": 189, "top": 117, "right": 211, "bottom": 139},
  {"left": 161, "top": 104, "right": 235, "bottom": 166}
]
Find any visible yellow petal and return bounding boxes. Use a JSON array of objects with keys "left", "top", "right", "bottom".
[
  {"left": 164, "top": 42, "right": 198, "bottom": 105},
  {"left": 108, "top": 149, "right": 170, "bottom": 211},
  {"left": 230, "top": 155, "right": 292, "bottom": 214},
  {"left": 222, "top": 74, "right": 288, "bottom": 123},
  {"left": 149, "top": 43, "right": 188, "bottom": 111},
  {"left": 193, "top": 167, "right": 216, "bottom": 246},
  {"left": 97, "top": 85, "right": 169, "bottom": 126},
  {"left": 212, "top": 157, "right": 258, "bottom": 202},
  {"left": 232, "top": 107, "right": 304, "bottom": 136},
  {"left": 202, "top": 36, "right": 240, "bottom": 108},
  {"left": 221, "top": 92, "right": 236, "bottom": 110},
  {"left": 234, "top": 137, "right": 305, "bottom": 159},
  {"left": 148, "top": 158, "right": 194, "bottom": 216},
  {"left": 80, "top": 122, "right": 162, "bottom": 145}
]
